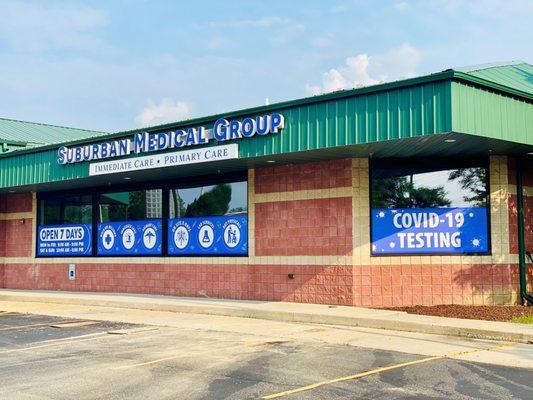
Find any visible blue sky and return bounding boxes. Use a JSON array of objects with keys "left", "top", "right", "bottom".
[{"left": 0, "top": 0, "right": 531, "bottom": 132}]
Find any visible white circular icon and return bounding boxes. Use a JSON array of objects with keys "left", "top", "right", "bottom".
[
  {"left": 173, "top": 226, "right": 189, "bottom": 250},
  {"left": 198, "top": 225, "right": 214, "bottom": 249},
  {"left": 223, "top": 223, "right": 241, "bottom": 248},
  {"left": 143, "top": 227, "right": 157, "bottom": 249},
  {"left": 101, "top": 228, "right": 115, "bottom": 250},
  {"left": 122, "top": 227, "right": 136, "bottom": 250}
]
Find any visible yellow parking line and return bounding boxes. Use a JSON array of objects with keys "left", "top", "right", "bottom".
[
  {"left": 0, "top": 333, "right": 107, "bottom": 355},
  {"left": 112, "top": 341, "right": 264, "bottom": 370},
  {"left": 112, "top": 346, "right": 243, "bottom": 370},
  {"left": 0, "top": 321, "right": 79, "bottom": 331},
  {"left": 262, "top": 342, "right": 517, "bottom": 399},
  {"left": 113, "top": 354, "right": 189, "bottom": 370},
  {"left": 0, "top": 312, "right": 18, "bottom": 317}
]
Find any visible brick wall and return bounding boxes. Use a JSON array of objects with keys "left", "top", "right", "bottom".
[
  {"left": 0, "top": 156, "right": 529, "bottom": 306},
  {"left": 255, "top": 159, "right": 352, "bottom": 193},
  {"left": 2, "top": 263, "right": 355, "bottom": 305},
  {"left": 255, "top": 197, "right": 352, "bottom": 256},
  {"left": 0, "top": 192, "right": 35, "bottom": 289}
]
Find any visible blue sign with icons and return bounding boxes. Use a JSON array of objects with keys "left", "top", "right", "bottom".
[
  {"left": 97, "top": 219, "right": 162, "bottom": 255},
  {"left": 37, "top": 224, "right": 92, "bottom": 256},
  {"left": 371, "top": 207, "right": 489, "bottom": 254},
  {"left": 168, "top": 215, "right": 248, "bottom": 255}
]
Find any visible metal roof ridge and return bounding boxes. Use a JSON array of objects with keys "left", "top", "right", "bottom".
[
  {"left": 0, "top": 116, "right": 107, "bottom": 135},
  {"left": 451, "top": 70, "right": 533, "bottom": 100},
  {"left": 454, "top": 60, "right": 528, "bottom": 73}
]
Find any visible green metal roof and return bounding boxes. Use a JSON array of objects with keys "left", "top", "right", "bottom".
[
  {"left": 460, "top": 61, "right": 533, "bottom": 95},
  {"left": 0, "top": 61, "right": 531, "bottom": 191},
  {"left": 0, "top": 117, "right": 107, "bottom": 153}
]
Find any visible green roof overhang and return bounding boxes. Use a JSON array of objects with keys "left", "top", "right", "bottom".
[{"left": 0, "top": 70, "right": 531, "bottom": 192}]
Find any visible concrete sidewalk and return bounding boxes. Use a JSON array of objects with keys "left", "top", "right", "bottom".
[{"left": 0, "top": 289, "right": 531, "bottom": 344}]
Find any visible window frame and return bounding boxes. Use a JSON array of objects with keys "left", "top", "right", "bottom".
[
  {"left": 36, "top": 171, "right": 248, "bottom": 258},
  {"left": 369, "top": 157, "right": 491, "bottom": 257}
]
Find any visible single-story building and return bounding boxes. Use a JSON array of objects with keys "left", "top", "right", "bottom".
[{"left": 0, "top": 61, "right": 532, "bottom": 307}]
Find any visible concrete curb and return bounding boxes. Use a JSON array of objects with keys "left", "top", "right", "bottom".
[{"left": 0, "top": 290, "right": 532, "bottom": 344}]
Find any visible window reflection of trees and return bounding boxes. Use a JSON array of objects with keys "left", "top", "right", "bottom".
[
  {"left": 372, "top": 177, "right": 450, "bottom": 208},
  {"left": 448, "top": 167, "right": 487, "bottom": 207},
  {"left": 184, "top": 184, "right": 231, "bottom": 217},
  {"left": 372, "top": 167, "right": 487, "bottom": 209},
  {"left": 169, "top": 182, "right": 247, "bottom": 218}
]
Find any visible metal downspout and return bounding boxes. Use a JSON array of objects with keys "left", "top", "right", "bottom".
[{"left": 516, "top": 157, "right": 533, "bottom": 305}]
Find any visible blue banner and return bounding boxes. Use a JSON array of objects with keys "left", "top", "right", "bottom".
[
  {"left": 371, "top": 207, "right": 488, "bottom": 254},
  {"left": 168, "top": 215, "right": 248, "bottom": 255},
  {"left": 37, "top": 224, "right": 92, "bottom": 256},
  {"left": 97, "top": 219, "right": 162, "bottom": 255}
]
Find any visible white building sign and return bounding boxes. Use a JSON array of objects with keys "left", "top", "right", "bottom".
[{"left": 89, "top": 144, "right": 238, "bottom": 176}]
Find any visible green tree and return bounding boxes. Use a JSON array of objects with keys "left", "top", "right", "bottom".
[
  {"left": 448, "top": 167, "right": 487, "bottom": 206},
  {"left": 371, "top": 177, "right": 412, "bottom": 208},
  {"left": 410, "top": 186, "right": 450, "bottom": 208},
  {"left": 372, "top": 176, "right": 451, "bottom": 208},
  {"left": 185, "top": 184, "right": 232, "bottom": 217},
  {"left": 127, "top": 191, "right": 146, "bottom": 220},
  {"left": 170, "top": 189, "right": 186, "bottom": 217}
]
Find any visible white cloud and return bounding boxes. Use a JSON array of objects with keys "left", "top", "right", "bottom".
[
  {"left": 305, "top": 43, "right": 421, "bottom": 95},
  {"left": 394, "top": 2, "right": 409, "bottom": 11},
  {"left": 136, "top": 98, "right": 191, "bottom": 127},
  {"left": 0, "top": 1, "right": 109, "bottom": 53}
]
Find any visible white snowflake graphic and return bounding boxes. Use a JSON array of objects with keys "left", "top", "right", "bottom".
[
  {"left": 378, "top": 211, "right": 385, "bottom": 218},
  {"left": 389, "top": 242, "right": 396, "bottom": 248},
  {"left": 469, "top": 212, "right": 474, "bottom": 218},
  {"left": 372, "top": 244, "right": 377, "bottom": 251},
  {"left": 471, "top": 238, "right": 480, "bottom": 247}
]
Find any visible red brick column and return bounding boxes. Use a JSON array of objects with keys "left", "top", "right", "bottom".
[
  {"left": 254, "top": 159, "right": 355, "bottom": 305},
  {"left": 0, "top": 193, "right": 34, "bottom": 288}
]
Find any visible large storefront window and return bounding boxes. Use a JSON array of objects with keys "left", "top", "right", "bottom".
[
  {"left": 36, "top": 176, "right": 248, "bottom": 258},
  {"left": 371, "top": 160, "right": 489, "bottom": 255},
  {"left": 97, "top": 189, "right": 162, "bottom": 256},
  {"left": 37, "top": 195, "right": 93, "bottom": 256},
  {"left": 168, "top": 181, "right": 248, "bottom": 255}
]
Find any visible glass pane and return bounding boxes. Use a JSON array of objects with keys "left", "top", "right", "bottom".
[
  {"left": 169, "top": 182, "right": 247, "bottom": 218},
  {"left": 63, "top": 195, "right": 92, "bottom": 224},
  {"left": 99, "top": 189, "right": 162, "bottom": 222},
  {"left": 371, "top": 167, "right": 487, "bottom": 209},
  {"left": 40, "top": 198, "right": 61, "bottom": 225},
  {"left": 40, "top": 195, "right": 93, "bottom": 225}
]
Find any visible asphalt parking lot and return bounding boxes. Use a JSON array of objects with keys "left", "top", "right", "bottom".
[{"left": 0, "top": 310, "right": 532, "bottom": 400}]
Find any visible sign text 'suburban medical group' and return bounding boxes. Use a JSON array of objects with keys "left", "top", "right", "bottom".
[{"left": 57, "top": 113, "right": 284, "bottom": 165}]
